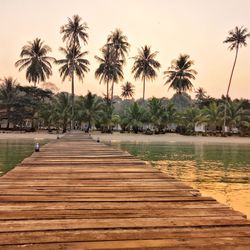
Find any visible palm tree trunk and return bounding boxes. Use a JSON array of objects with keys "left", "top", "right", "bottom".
[
  {"left": 223, "top": 46, "right": 239, "bottom": 133},
  {"left": 71, "top": 71, "right": 75, "bottom": 130},
  {"left": 111, "top": 82, "right": 114, "bottom": 104},
  {"left": 143, "top": 76, "right": 146, "bottom": 102},
  {"left": 106, "top": 81, "right": 109, "bottom": 103}
]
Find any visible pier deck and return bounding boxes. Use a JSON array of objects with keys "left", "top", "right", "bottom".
[{"left": 0, "top": 132, "right": 249, "bottom": 249}]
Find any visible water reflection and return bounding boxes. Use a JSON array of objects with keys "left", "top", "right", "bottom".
[
  {"left": 110, "top": 142, "right": 250, "bottom": 218},
  {"left": 0, "top": 139, "right": 47, "bottom": 176}
]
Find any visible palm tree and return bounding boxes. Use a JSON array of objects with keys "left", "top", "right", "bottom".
[
  {"left": 121, "top": 81, "right": 135, "bottom": 99},
  {"left": 164, "top": 54, "right": 197, "bottom": 94},
  {"left": 148, "top": 97, "right": 165, "bottom": 131},
  {"left": 195, "top": 87, "right": 207, "bottom": 100},
  {"left": 15, "top": 38, "right": 54, "bottom": 87},
  {"left": 76, "top": 91, "right": 103, "bottom": 131},
  {"left": 95, "top": 46, "right": 123, "bottom": 103},
  {"left": 106, "top": 29, "right": 130, "bottom": 100},
  {"left": 124, "top": 102, "right": 143, "bottom": 133},
  {"left": 201, "top": 102, "right": 224, "bottom": 131},
  {"left": 107, "top": 29, "right": 130, "bottom": 61},
  {"left": 223, "top": 26, "right": 250, "bottom": 131},
  {"left": 56, "top": 46, "right": 90, "bottom": 127},
  {"left": 226, "top": 100, "right": 246, "bottom": 132},
  {"left": 60, "top": 14, "right": 88, "bottom": 48},
  {"left": 180, "top": 107, "right": 201, "bottom": 134},
  {"left": 132, "top": 45, "right": 161, "bottom": 102},
  {"left": 0, "top": 77, "right": 18, "bottom": 129},
  {"left": 53, "top": 92, "right": 71, "bottom": 133}
]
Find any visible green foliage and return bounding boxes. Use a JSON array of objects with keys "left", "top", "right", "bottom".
[
  {"left": 164, "top": 54, "right": 197, "bottom": 94},
  {"left": 132, "top": 45, "right": 161, "bottom": 101},
  {"left": 15, "top": 38, "right": 55, "bottom": 87},
  {"left": 76, "top": 91, "right": 104, "bottom": 130}
]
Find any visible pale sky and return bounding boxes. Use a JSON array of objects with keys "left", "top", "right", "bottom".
[{"left": 0, "top": 0, "right": 250, "bottom": 99}]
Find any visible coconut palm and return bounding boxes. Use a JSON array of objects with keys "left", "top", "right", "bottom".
[
  {"left": 132, "top": 45, "right": 161, "bottom": 102},
  {"left": 95, "top": 46, "right": 123, "bottom": 103},
  {"left": 0, "top": 77, "right": 18, "bottom": 129},
  {"left": 53, "top": 92, "right": 71, "bottom": 133},
  {"left": 56, "top": 46, "right": 90, "bottom": 126},
  {"left": 164, "top": 54, "right": 197, "bottom": 94},
  {"left": 106, "top": 29, "right": 130, "bottom": 100},
  {"left": 60, "top": 14, "right": 88, "bottom": 48},
  {"left": 125, "top": 102, "right": 143, "bottom": 133},
  {"left": 195, "top": 87, "right": 207, "bottom": 100},
  {"left": 223, "top": 26, "right": 250, "bottom": 131},
  {"left": 180, "top": 107, "right": 201, "bottom": 133},
  {"left": 107, "top": 29, "right": 130, "bottom": 61},
  {"left": 201, "top": 102, "right": 224, "bottom": 131},
  {"left": 121, "top": 81, "right": 135, "bottom": 99},
  {"left": 76, "top": 91, "right": 103, "bottom": 131},
  {"left": 15, "top": 38, "right": 55, "bottom": 87},
  {"left": 148, "top": 97, "right": 165, "bottom": 131},
  {"left": 226, "top": 100, "right": 246, "bottom": 132}
]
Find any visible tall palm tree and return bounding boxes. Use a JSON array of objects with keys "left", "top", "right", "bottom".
[
  {"left": 106, "top": 29, "right": 130, "bottom": 101},
  {"left": 121, "top": 81, "right": 135, "bottom": 99},
  {"left": 60, "top": 14, "right": 88, "bottom": 48},
  {"left": 132, "top": 45, "right": 161, "bottom": 102},
  {"left": 15, "top": 38, "right": 54, "bottom": 87},
  {"left": 0, "top": 77, "right": 18, "bottom": 129},
  {"left": 164, "top": 54, "right": 197, "bottom": 94},
  {"left": 223, "top": 26, "right": 250, "bottom": 131},
  {"left": 95, "top": 46, "right": 123, "bottom": 103},
  {"left": 56, "top": 46, "right": 90, "bottom": 127}
]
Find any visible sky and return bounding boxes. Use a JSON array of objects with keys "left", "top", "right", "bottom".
[{"left": 0, "top": 0, "right": 250, "bottom": 99}]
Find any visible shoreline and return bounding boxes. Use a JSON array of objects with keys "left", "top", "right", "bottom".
[
  {"left": 0, "top": 131, "right": 63, "bottom": 140},
  {"left": 91, "top": 131, "right": 250, "bottom": 144},
  {"left": 0, "top": 131, "right": 250, "bottom": 144}
]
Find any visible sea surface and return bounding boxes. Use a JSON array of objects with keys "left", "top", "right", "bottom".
[
  {"left": 0, "top": 139, "right": 48, "bottom": 176},
  {"left": 1, "top": 139, "right": 249, "bottom": 219},
  {"left": 108, "top": 141, "right": 250, "bottom": 218}
]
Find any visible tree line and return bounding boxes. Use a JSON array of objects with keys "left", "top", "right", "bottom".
[
  {"left": 0, "top": 78, "right": 249, "bottom": 136},
  {"left": 0, "top": 15, "right": 249, "bottom": 134}
]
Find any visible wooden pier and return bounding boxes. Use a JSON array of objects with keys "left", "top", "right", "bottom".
[{"left": 0, "top": 132, "right": 249, "bottom": 249}]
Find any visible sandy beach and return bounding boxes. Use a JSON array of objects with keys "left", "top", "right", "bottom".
[
  {"left": 91, "top": 131, "right": 250, "bottom": 144},
  {"left": 0, "top": 131, "right": 62, "bottom": 140},
  {"left": 0, "top": 131, "right": 249, "bottom": 144}
]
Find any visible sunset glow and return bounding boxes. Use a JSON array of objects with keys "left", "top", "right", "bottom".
[{"left": 1, "top": 0, "right": 250, "bottom": 99}]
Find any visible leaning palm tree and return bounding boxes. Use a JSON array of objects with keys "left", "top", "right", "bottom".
[
  {"left": 0, "top": 77, "right": 18, "bottom": 129},
  {"left": 132, "top": 45, "right": 161, "bottom": 102},
  {"left": 106, "top": 29, "right": 130, "bottom": 100},
  {"left": 60, "top": 14, "right": 88, "bottom": 48},
  {"left": 164, "top": 54, "right": 197, "bottom": 94},
  {"left": 95, "top": 46, "right": 123, "bottom": 103},
  {"left": 15, "top": 38, "right": 55, "bottom": 87},
  {"left": 121, "top": 81, "right": 135, "bottom": 99},
  {"left": 56, "top": 46, "right": 90, "bottom": 127},
  {"left": 223, "top": 26, "right": 250, "bottom": 132}
]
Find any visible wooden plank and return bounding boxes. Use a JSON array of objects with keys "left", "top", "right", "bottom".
[{"left": 0, "top": 132, "right": 249, "bottom": 249}]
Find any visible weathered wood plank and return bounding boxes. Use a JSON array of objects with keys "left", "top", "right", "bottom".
[{"left": 0, "top": 132, "right": 249, "bottom": 249}]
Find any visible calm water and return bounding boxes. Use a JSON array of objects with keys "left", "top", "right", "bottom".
[
  {"left": 109, "top": 142, "right": 250, "bottom": 218},
  {"left": 0, "top": 139, "right": 47, "bottom": 176}
]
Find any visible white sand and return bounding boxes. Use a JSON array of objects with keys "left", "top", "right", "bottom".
[
  {"left": 1, "top": 131, "right": 249, "bottom": 144},
  {"left": 0, "top": 131, "right": 62, "bottom": 140},
  {"left": 91, "top": 131, "right": 250, "bottom": 144}
]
